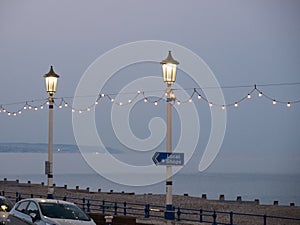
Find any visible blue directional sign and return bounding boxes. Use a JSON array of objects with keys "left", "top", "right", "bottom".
[{"left": 152, "top": 152, "right": 184, "bottom": 166}]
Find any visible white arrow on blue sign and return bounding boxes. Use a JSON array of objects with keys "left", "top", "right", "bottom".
[{"left": 152, "top": 152, "right": 184, "bottom": 166}]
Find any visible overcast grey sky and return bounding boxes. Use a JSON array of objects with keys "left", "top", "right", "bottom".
[{"left": 0, "top": 0, "right": 300, "bottom": 174}]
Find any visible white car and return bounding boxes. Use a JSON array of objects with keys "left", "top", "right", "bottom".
[{"left": 8, "top": 198, "right": 96, "bottom": 225}]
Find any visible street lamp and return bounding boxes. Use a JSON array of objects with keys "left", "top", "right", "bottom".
[
  {"left": 43, "top": 66, "right": 59, "bottom": 199},
  {"left": 160, "top": 51, "right": 179, "bottom": 221}
]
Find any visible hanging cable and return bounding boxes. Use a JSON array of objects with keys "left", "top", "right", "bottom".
[{"left": 0, "top": 82, "right": 299, "bottom": 116}]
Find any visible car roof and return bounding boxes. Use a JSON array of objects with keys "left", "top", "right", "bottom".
[
  {"left": 20, "top": 198, "right": 76, "bottom": 205},
  {"left": 0, "top": 196, "right": 12, "bottom": 202}
]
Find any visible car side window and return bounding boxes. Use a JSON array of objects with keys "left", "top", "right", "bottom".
[
  {"left": 27, "top": 202, "right": 39, "bottom": 217},
  {"left": 16, "top": 201, "right": 29, "bottom": 214}
]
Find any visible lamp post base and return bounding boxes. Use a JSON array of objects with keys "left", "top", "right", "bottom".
[{"left": 165, "top": 205, "right": 175, "bottom": 220}]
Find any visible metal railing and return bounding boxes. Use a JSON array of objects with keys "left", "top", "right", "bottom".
[{"left": 1, "top": 191, "right": 299, "bottom": 225}]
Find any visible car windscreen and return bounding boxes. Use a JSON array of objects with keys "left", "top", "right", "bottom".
[{"left": 38, "top": 202, "right": 90, "bottom": 221}]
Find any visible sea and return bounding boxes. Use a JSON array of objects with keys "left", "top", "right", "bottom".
[{"left": 0, "top": 143, "right": 299, "bottom": 206}]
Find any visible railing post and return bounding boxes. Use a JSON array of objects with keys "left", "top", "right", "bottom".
[
  {"left": 114, "top": 202, "right": 117, "bottom": 215},
  {"left": 16, "top": 192, "right": 21, "bottom": 202},
  {"left": 123, "top": 202, "right": 127, "bottom": 216},
  {"left": 200, "top": 209, "right": 203, "bottom": 222},
  {"left": 102, "top": 200, "right": 105, "bottom": 214},
  {"left": 264, "top": 214, "right": 267, "bottom": 225},
  {"left": 212, "top": 210, "right": 217, "bottom": 225},
  {"left": 177, "top": 207, "right": 181, "bottom": 221},
  {"left": 230, "top": 211, "right": 233, "bottom": 225},
  {"left": 87, "top": 200, "right": 90, "bottom": 212},
  {"left": 145, "top": 204, "right": 150, "bottom": 218},
  {"left": 82, "top": 198, "right": 85, "bottom": 211}
]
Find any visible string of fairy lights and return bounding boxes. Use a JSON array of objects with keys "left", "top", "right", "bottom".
[{"left": 0, "top": 83, "right": 299, "bottom": 117}]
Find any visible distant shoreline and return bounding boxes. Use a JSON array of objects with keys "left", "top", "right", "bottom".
[{"left": 0, "top": 142, "right": 122, "bottom": 154}]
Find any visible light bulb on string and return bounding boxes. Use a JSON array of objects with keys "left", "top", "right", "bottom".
[
  {"left": 59, "top": 98, "right": 64, "bottom": 108},
  {"left": 170, "top": 92, "right": 175, "bottom": 99},
  {"left": 24, "top": 102, "right": 29, "bottom": 110},
  {"left": 1, "top": 85, "right": 300, "bottom": 116}
]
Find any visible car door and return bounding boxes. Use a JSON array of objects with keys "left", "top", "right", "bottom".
[
  {"left": 26, "top": 201, "right": 44, "bottom": 225},
  {"left": 11, "top": 200, "right": 33, "bottom": 223},
  {"left": 6, "top": 214, "right": 35, "bottom": 225}
]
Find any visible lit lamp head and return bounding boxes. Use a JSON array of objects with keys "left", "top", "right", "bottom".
[
  {"left": 43, "top": 66, "right": 59, "bottom": 95},
  {"left": 160, "top": 51, "right": 179, "bottom": 85},
  {"left": 1, "top": 205, "right": 8, "bottom": 212}
]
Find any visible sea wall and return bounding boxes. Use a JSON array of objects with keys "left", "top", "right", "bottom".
[{"left": 1, "top": 179, "right": 300, "bottom": 225}]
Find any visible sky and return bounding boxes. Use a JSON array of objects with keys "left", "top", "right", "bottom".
[{"left": 0, "top": 0, "right": 300, "bottom": 175}]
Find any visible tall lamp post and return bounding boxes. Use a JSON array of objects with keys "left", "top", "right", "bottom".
[
  {"left": 160, "top": 51, "right": 179, "bottom": 221},
  {"left": 43, "top": 66, "right": 59, "bottom": 199}
]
